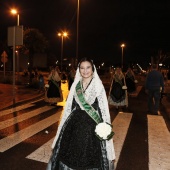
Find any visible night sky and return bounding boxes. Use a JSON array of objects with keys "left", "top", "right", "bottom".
[{"left": 1, "top": 0, "right": 170, "bottom": 67}]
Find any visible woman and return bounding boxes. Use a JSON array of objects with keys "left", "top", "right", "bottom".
[
  {"left": 108, "top": 67, "right": 128, "bottom": 108},
  {"left": 45, "top": 68, "right": 63, "bottom": 105},
  {"left": 47, "top": 58, "right": 115, "bottom": 170},
  {"left": 125, "top": 67, "right": 136, "bottom": 93}
]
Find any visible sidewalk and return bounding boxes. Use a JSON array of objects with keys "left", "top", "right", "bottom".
[{"left": 0, "top": 83, "right": 44, "bottom": 111}]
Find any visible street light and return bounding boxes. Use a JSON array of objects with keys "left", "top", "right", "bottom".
[
  {"left": 11, "top": 9, "right": 20, "bottom": 78},
  {"left": 58, "top": 32, "right": 68, "bottom": 72},
  {"left": 11, "top": 9, "right": 19, "bottom": 26},
  {"left": 121, "top": 43, "right": 125, "bottom": 69}
]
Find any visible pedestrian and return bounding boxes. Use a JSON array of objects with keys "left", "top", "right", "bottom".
[
  {"left": 45, "top": 68, "right": 63, "bottom": 106},
  {"left": 125, "top": 67, "right": 137, "bottom": 93},
  {"left": 38, "top": 71, "right": 44, "bottom": 93},
  {"left": 108, "top": 67, "right": 128, "bottom": 109},
  {"left": 46, "top": 58, "right": 115, "bottom": 170},
  {"left": 145, "top": 64, "right": 164, "bottom": 115}
]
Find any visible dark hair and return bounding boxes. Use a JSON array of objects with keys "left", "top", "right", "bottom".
[{"left": 78, "top": 58, "right": 94, "bottom": 72}]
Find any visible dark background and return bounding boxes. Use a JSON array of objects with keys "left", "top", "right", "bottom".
[{"left": 0, "top": 0, "right": 170, "bottom": 67}]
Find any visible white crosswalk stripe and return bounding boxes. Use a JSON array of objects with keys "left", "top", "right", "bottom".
[
  {"left": 148, "top": 115, "right": 170, "bottom": 170},
  {"left": 0, "top": 98, "right": 43, "bottom": 117},
  {"left": 113, "top": 113, "right": 133, "bottom": 168},
  {"left": 0, "top": 106, "right": 55, "bottom": 130},
  {"left": 0, "top": 103, "right": 35, "bottom": 116},
  {"left": 0, "top": 107, "right": 61, "bottom": 152}
]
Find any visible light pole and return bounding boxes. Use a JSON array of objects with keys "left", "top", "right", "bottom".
[
  {"left": 11, "top": 9, "right": 20, "bottom": 77},
  {"left": 76, "top": 0, "right": 80, "bottom": 64},
  {"left": 58, "top": 32, "right": 68, "bottom": 72},
  {"left": 11, "top": 9, "right": 19, "bottom": 26},
  {"left": 121, "top": 43, "right": 125, "bottom": 69}
]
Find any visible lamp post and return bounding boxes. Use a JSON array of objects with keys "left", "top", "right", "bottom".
[
  {"left": 58, "top": 32, "right": 68, "bottom": 72},
  {"left": 11, "top": 9, "right": 19, "bottom": 26},
  {"left": 76, "top": 0, "right": 80, "bottom": 64},
  {"left": 11, "top": 9, "right": 20, "bottom": 78},
  {"left": 121, "top": 43, "right": 125, "bottom": 69}
]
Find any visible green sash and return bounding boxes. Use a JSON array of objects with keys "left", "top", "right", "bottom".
[{"left": 76, "top": 81, "right": 101, "bottom": 124}]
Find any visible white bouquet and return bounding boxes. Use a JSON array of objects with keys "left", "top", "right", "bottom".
[
  {"left": 45, "top": 84, "right": 49, "bottom": 88},
  {"left": 134, "top": 80, "right": 138, "bottom": 83},
  {"left": 95, "top": 122, "right": 114, "bottom": 140},
  {"left": 122, "top": 85, "right": 127, "bottom": 90}
]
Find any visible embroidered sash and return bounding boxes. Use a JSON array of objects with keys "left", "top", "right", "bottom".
[{"left": 76, "top": 81, "right": 101, "bottom": 124}]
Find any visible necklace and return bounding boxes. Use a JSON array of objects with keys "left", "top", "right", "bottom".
[{"left": 82, "top": 78, "right": 93, "bottom": 93}]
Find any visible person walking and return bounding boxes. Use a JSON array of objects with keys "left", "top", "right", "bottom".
[
  {"left": 108, "top": 67, "right": 128, "bottom": 109},
  {"left": 125, "top": 67, "right": 137, "bottom": 93},
  {"left": 45, "top": 68, "right": 63, "bottom": 106},
  {"left": 46, "top": 58, "right": 115, "bottom": 170},
  {"left": 145, "top": 64, "right": 164, "bottom": 115}
]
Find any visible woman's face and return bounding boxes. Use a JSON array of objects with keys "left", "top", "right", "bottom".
[{"left": 79, "top": 61, "right": 93, "bottom": 78}]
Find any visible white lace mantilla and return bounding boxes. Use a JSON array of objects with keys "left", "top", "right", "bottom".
[{"left": 52, "top": 65, "right": 115, "bottom": 161}]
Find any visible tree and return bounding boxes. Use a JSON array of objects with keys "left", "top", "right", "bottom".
[{"left": 22, "top": 28, "right": 49, "bottom": 84}]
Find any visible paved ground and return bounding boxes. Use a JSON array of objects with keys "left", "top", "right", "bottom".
[
  {"left": 0, "top": 84, "right": 44, "bottom": 111},
  {"left": 0, "top": 77, "right": 170, "bottom": 170}
]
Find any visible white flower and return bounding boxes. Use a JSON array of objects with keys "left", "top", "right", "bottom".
[
  {"left": 134, "top": 80, "right": 138, "bottom": 83},
  {"left": 95, "top": 122, "right": 114, "bottom": 140},
  {"left": 45, "top": 84, "right": 49, "bottom": 88},
  {"left": 122, "top": 85, "right": 127, "bottom": 90}
]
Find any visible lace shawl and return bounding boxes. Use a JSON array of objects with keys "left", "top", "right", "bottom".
[{"left": 52, "top": 65, "right": 115, "bottom": 161}]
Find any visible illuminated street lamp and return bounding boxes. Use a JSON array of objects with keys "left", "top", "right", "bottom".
[
  {"left": 58, "top": 32, "right": 68, "bottom": 72},
  {"left": 121, "top": 43, "right": 125, "bottom": 69},
  {"left": 11, "top": 9, "right": 19, "bottom": 26},
  {"left": 11, "top": 9, "right": 20, "bottom": 78}
]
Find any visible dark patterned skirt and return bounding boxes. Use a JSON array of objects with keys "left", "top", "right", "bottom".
[
  {"left": 110, "top": 82, "right": 125, "bottom": 103},
  {"left": 45, "top": 81, "right": 63, "bottom": 103},
  {"left": 47, "top": 109, "right": 110, "bottom": 170}
]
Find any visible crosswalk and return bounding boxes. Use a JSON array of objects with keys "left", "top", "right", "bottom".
[{"left": 0, "top": 99, "right": 170, "bottom": 170}]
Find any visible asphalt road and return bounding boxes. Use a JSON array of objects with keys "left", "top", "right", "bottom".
[{"left": 0, "top": 80, "right": 170, "bottom": 170}]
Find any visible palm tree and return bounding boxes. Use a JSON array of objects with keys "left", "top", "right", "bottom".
[{"left": 23, "top": 28, "right": 48, "bottom": 84}]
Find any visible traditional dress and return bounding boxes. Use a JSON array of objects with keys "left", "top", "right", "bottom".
[
  {"left": 46, "top": 65, "right": 115, "bottom": 170},
  {"left": 45, "top": 71, "right": 63, "bottom": 104},
  {"left": 125, "top": 69, "right": 136, "bottom": 93},
  {"left": 108, "top": 70, "right": 128, "bottom": 107}
]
